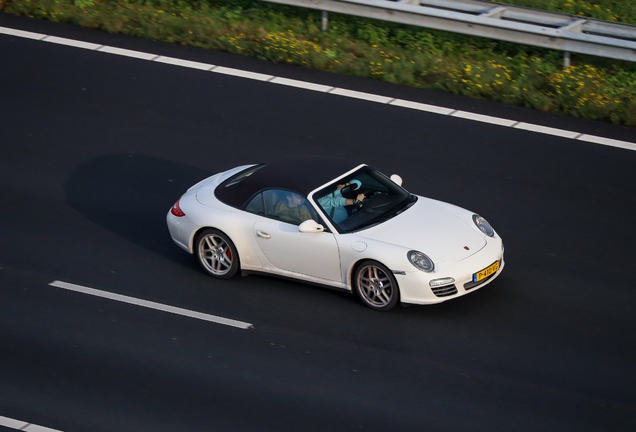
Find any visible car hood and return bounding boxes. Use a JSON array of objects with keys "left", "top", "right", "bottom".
[{"left": 357, "top": 198, "right": 486, "bottom": 263}]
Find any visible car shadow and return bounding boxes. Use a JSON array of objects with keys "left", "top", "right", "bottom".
[{"left": 65, "top": 154, "right": 216, "bottom": 263}]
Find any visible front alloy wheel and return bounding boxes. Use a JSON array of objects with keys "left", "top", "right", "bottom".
[
  {"left": 354, "top": 260, "right": 399, "bottom": 311},
  {"left": 196, "top": 228, "right": 239, "bottom": 279}
]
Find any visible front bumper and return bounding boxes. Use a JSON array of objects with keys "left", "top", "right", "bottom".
[{"left": 397, "top": 236, "right": 505, "bottom": 305}]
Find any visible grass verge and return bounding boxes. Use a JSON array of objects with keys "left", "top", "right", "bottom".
[{"left": 2, "top": 0, "right": 636, "bottom": 126}]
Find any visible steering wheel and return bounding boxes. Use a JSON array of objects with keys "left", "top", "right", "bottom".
[
  {"left": 357, "top": 192, "right": 389, "bottom": 214},
  {"left": 354, "top": 195, "right": 373, "bottom": 212},
  {"left": 339, "top": 183, "right": 359, "bottom": 198}
]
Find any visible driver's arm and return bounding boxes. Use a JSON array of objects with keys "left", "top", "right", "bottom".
[{"left": 345, "top": 194, "right": 365, "bottom": 205}]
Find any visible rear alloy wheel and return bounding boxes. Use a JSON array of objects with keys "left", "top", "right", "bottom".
[
  {"left": 354, "top": 260, "right": 399, "bottom": 311},
  {"left": 196, "top": 229, "right": 239, "bottom": 279}
]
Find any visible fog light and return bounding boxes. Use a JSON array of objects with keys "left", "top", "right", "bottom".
[{"left": 429, "top": 277, "right": 455, "bottom": 287}]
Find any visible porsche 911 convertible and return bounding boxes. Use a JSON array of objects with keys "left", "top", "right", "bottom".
[{"left": 167, "top": 156, "right": 504, "bottom": 310}]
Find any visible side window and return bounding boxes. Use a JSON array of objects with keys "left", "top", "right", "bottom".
[
  {"left": 244, "top": 193, "right": 265, "bottom": 215},
  {"left": 262, "top": 189, "right": 318, "bottom": 225}
]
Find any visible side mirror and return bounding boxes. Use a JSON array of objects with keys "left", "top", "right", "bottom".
[
  {"left": 298, "top": 219, "right": 325, "bottom": 233},
  {"left": 390, "top": 174, "right": 403, "bottom": 187}
]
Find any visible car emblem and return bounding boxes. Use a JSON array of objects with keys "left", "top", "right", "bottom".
[{"left": 464, "top": 246, "right": 470, "bottom": 250}]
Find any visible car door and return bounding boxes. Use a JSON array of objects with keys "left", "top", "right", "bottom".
[{"left": 250, "top": 190, "right": 341, "bottom": 282}]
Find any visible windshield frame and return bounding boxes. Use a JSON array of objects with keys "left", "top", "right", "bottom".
[{"left": 309, "top": 166, "right": 414, "bottom": 234}]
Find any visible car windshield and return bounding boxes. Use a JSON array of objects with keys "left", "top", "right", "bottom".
[{"left": 312, "top": 166, "right": 415, "bottom": 233}]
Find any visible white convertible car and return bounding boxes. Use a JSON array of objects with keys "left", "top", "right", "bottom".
[{"left": 167, "top": 156, "right": 504, "bottom": 310}]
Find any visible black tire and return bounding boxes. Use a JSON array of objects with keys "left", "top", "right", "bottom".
[
  {"left": 354, "top": 260, "right": 400, "bottom": 311},
  {"left": 196, "top": 228, "right": 239, "bottom": 279}
]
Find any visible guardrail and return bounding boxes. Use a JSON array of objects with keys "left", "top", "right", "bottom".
[{"left": 261, "top": 0, "right": 636, "bottom": 67}]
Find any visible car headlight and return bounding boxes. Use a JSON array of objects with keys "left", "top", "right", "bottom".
[
  {"left": 408, "top": 250, "right": 434, "bottom": 272},
  {"left": 472, "top": 214, "right": 494, "bottom": 237}
]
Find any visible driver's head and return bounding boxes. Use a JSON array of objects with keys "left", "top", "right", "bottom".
[{"left": 286, "top": 194, "right": 304, "bottom": 207}]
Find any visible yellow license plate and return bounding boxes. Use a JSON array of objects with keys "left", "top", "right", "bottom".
[{"left": 473, "top": 261, "right": 500, "bottom": 283}]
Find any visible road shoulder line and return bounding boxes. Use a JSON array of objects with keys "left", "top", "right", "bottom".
[{"left": 0, "top": 25, "right": 634, "bottom": 151}]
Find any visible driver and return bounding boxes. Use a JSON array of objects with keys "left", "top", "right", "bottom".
[{"left": 317, "top": 180, "right": 366, "bottom": 223}]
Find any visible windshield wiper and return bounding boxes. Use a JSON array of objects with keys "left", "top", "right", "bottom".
[
  {"left": 391, "top": 195, "right": 417, "bottom": 216},
  {"left": 351, "top": 196, "right": 416, "bottom": 231},
  {"left": 344, "top": 195, "right": 417, "bottom": 232}
]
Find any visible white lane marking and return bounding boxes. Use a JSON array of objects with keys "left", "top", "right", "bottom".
[
  {"left": 154, "top": 55, "right": 215, "bottom": 71},
  {"left": 49, "top": 281, "right": 253, "bottom": 330},
  {"left": 328, "top": 88, "right": 394, "bottom": 103},
  {"left": 0, "top": 25, "right": 634, "bottom": 151},
  {"left": 0, "top": 26, "right": 47, "bottom": 40},
  {"left": 42, "top": 35, "right": 102, "bottom": 50},
  {"left": 270, "top": 76, "right": 333, "bottom": 92},
  {"left": 23, "top": 425, "right": 64, "bottom": 432},
  {"left": 97, "top": 45, "right": 158, "bottom": 60},
  {"left": 211, "top": 66, "right": 273, "bottom": 81},
  {"left": 577, "top": 134, "right": 636, "bottom": 151},
  {"left": 451, "top": 110, "right": 519, "bottom": 127},
  {"left": 0, "top": 416, "right": 63, "bottom": 432},
  {"left": 389, "top": 99, "right": 455, "bottom": 115},
  {"left": 0, "top": 416, "right": 25, "bottom": 429},
  {"left": 513, "top": 122, "right": 581, "bottom": 139}
]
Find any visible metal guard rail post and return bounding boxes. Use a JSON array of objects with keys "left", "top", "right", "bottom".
[{"left": 260, "top": 0, "right": 636, "bottom": 67}]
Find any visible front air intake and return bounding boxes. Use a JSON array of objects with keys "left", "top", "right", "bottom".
[{"left": 431, "top": 284, "right": 458, "bottom": 297}]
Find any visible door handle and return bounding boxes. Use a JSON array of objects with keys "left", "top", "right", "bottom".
[{"left": 256, "top": 230, "right": 271, "bottom": 239}]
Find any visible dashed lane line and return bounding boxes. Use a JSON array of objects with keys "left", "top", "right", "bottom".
[
  {"left": 49, "top": 281, "right": 254, "bottom": 330},
  {"left": 1, "top": 25, "right": 634, "bottom": 152},
  {"left": 0, "top": 279, "right": 252, "bottom": 432},
  {"left": 0, "top": 415, "right": 63, "bottom": 432}
]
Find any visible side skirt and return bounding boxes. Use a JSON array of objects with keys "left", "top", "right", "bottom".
[{"left": 241, "top": 270, "right": 352, "bottom": 293}]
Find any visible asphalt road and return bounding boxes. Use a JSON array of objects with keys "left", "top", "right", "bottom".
[{"left": 1, "top": 14, "right": 635, "bottom": 432}]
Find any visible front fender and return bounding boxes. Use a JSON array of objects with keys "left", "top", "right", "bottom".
[{"left": 337, "top": 235, "right": 412, "bottom": 290}]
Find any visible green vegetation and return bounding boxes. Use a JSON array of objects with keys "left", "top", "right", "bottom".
[{"left": 2, "top": 0, "right": 636, "bottom": 126}]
